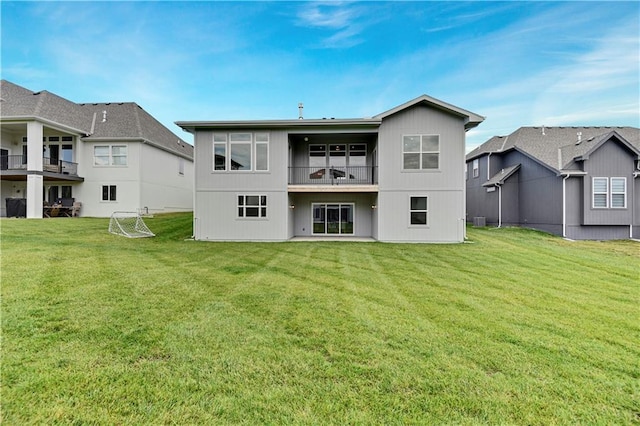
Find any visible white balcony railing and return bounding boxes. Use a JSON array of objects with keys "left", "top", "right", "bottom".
[{"left": 289, "top": 166, "right": 377, "bottom": 185}]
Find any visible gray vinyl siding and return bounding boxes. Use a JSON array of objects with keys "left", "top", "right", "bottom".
[
  {"left": 377, "top": 190, "right": 466, "bottom": 242},
  {"left": 377, "top": 105, "right": 466, "bottom": 242},
  {"left": 501, "top": 172, "right": 520, "bottom": 225},
  {"left": 582, "top": 142, "right": 634, "bottom": 226},
  {"left": 634, "top": 177, "right": 640, "bottom": 239},
  {"left": 466, "top": 151, "right": 562, "bottom": 233},
  {"left": 377, "top": 104, "right": 466, "bottom": 191},
  {"left": 466, "top": 154, "right": 498, "bottom": 224},
  {"left": 193, "top": 129, "right": 289, "bottom": 241},
  {"left": 567, "top": 225, "right": 631, "bottom": 240},
  {"left": 564, "top": 177, "right": 583, "bottom": 239},
  {"left": 194, "top": 129, "right": 288, "bottom": 191},
  {"left": 504, "top": 151, "right": 562, "bottom": 232},
  {"left": 631, "top": 177, "right": 640, "bottom": 239},
  {"left": 195, "top": 190, "right": 289, "bottom": 241}
]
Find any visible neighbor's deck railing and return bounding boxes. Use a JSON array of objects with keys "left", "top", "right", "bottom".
[
  {"left": 289, "top": 166, "right": 377, "bottom": 185},
  {"left": 1, "top": 155, "right": 78, "bottom": 176}
]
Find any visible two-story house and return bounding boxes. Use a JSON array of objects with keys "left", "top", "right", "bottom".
[
  {"left": 466, "top": 126, "right": 640, "bottom": 240},
  {"left": 177, "top": 95, "right": 484, "bottom": 242},
  {"left": 0, "top": 80, "right": 194, "bottom": 218}
]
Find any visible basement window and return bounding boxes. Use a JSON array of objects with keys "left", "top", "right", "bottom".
[
  {"left": 238, "top": 195, "right": 267, "bottom": 218},
  {"left": 409, "top": 196, "right": 428, "bottom": 225}
]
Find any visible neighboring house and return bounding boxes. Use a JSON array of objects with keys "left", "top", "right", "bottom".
[
  {"left": 466, "top": 126, "right": 640, "bottom": 240},
  {"left": 176, "top": 95, "right": 484, "bottom": 242},
  {"left": 0, "top": 80, "right": 194, "bottom": 218}
]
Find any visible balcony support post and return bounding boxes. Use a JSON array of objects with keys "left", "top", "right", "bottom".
[{"left": 26, "top": 122, "right": 44, "bottom": 218}]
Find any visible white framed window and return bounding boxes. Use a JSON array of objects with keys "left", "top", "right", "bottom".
[
  {"left": 409, "top": 196, "right": 428, "bottom": 226},
  {"left": 213, "top": 134, "right": 227, "bottom": 171},
  {"left": 255, "top": 133, "right": 269, "bottom": 171},
  {"left": 238, "top": 195, "right": 267, "bottom": 218},
  {"left": 94, "top": 146, "right": 110, "bottom": 166},
  {"left": 213, "top": 133, "right": 268, "bottom": 172},
  {"left": 592, "top": 177, "right": 627, "bottom": 209},
  {"left": 329, "top": 144, "right": 347, "bottom": 168},
  {"left": 111, "top": 146, "right": 127, "bottom": 165},
  {"left": 610, "top": 178, "right": 626, "bottom": 208},
  {"left": 592, "top": 178, "right": 608, "bottom": 208},
  {"left": 102, "top": 185, "right": 117, "bottom": 201},
  {"left": 403, "top": 135, "right": 439, "bottom": 170},
  {"left": 94, "top": 145, "right": 127, "bottom": 166},
  {"left": 178, "top": 157, "right": 185, "bottom": 175},
  {"left": 349, "top": 144, "right": 367, "bottom": 166},
  {"left": 472, "top": 159, "right": 479, "bottom": 178},
  {"left": 230, "top": 133, "right": 252, "bottom": 171},
  {"left": 309, "top": 144, "right": 327, "bottom": 168}
]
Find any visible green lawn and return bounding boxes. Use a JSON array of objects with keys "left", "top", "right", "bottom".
[{"left": 1, "top": 213, "right": 639, "bottom": 424}]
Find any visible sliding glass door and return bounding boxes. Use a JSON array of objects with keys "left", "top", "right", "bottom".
[{"left": 312, "top": 203, "right": 354, "bottom": 235}]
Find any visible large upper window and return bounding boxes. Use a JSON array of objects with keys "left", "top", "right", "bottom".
[
  {"left": 213, "top": 133, "right": 269, "bottom": 172},
  {"left": 403, "top": 135, "right": 439, "bottom": 170},
  {"left": 309, "top": 144, "right": 367, "bottom": 168},
  {"left": 472, "top": 159, "right": 479, "bottom": 178},
  {"left": 409, "top": 196, "right": 428, "bottom": 225},
  {"left": 593, "top": 177, "right": 626, "bottom": 209},
  {"left": 94, "top": 145, "right": 127, "bottom": 166},
  {"left": 255, "top": 133, "right": 269, "bottom": 171},
  {"left": 230, "top": 133, "right": 252, "bottom": 170},
  {"left": 214, "top": 134, "right": 227, "bottom": 170}
]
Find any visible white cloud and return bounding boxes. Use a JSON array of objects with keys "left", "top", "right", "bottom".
[
  {"left": 531, "top": 25, "right": 640, "bottom": 126},
  {"left": 297, "top": 1, "right": 357, "bottom": 29},
  {"left": 295, "top": 2, "right": 381, "bottom": 48}
]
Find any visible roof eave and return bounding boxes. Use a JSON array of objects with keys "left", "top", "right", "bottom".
[
  {"left": 81, "top": 136, "right": 193, "bottom": 160},
  {"left": 482, "top": 164, "right": 521, "bottom": 187},
  {"left": 577, "top": 131, "right": 640, "bottom": 161},
  {"left": 175, "top": 118, "right": 382, "bottom": 132},
  {"left": 512, "top": 146, "right": 563, "bottom": 176},
  {"left": 141, "top": 139, "right": 194, "bottom": 161},
  {"left": 1, "top": 115, "right": 90, "bottom": 136},
  {"left": 82, "top": 136, "right": 145, "bottom": 142},
  {"left": 466, "top": 146, "right": 513, "bottom": 162},
  {"left": 374, "top": 94, "right": 485, "bottom": 125}
]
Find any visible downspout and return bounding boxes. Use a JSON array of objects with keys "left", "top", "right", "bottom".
[
  {"left": 632, "top": 171, "right": 638, "bottom": 239},
  {"left": 497, "top": 183, "right": 502, "bottom": 228},
  {"left": 562, "top": 174, "right": 569, "bottom": 238}
]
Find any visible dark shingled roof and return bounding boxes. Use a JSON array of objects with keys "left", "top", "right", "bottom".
[
  {"left": 1, "top": 80, "right": 193, "bottom": 160},
  {"left": 1, "top": 80, "right": 93, "bottom": 134},
  {"left": 80, "top": 102, "right": 193, "bottom": 158},
  {"left": 467, "top": 126, "right": 640, "bottom": 173},
  {"left": 483, "top": 164, "right": 521, "bottom": 187}
]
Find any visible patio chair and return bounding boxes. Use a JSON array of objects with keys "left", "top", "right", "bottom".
[{"left": 72, "top": 201, "right": 82, "bottom": 217}]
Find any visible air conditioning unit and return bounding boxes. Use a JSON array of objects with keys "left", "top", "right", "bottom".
[{"left": 473, "top": 217, "right": 486, "bottom": 227}]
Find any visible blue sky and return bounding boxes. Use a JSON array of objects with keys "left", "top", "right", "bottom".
[{"left": 2, "top": 1, "right": 638, "bottom": 151}]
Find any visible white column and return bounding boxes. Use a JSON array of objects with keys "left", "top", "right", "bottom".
[{"left": 26, "top": 122, "right": 44, "bottom": 218}]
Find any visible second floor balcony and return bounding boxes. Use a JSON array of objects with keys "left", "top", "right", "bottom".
[
  {"left": 1, "top": 155, "right": 82, "bottom": 181},
  {"left": 289, "top": 165, "right": 377, "bottom": 186}
]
